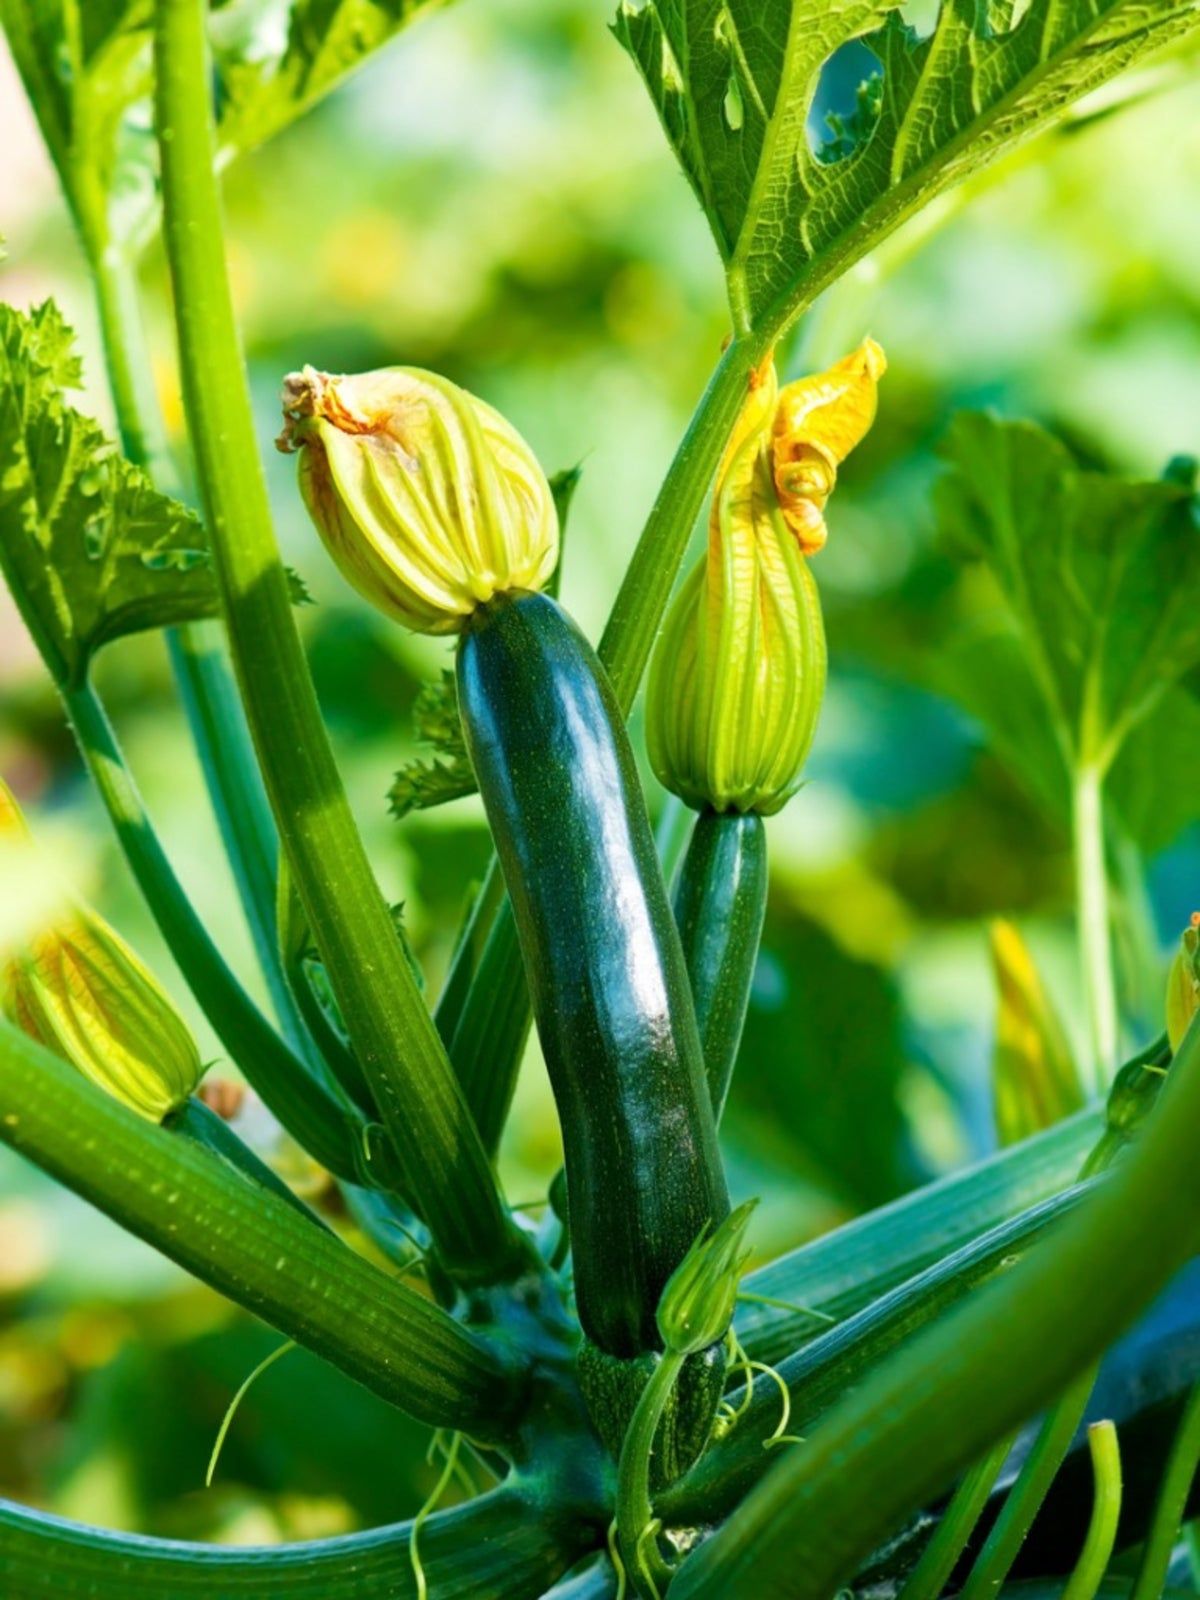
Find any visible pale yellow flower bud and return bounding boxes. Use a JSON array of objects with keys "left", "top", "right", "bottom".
[
  {"left": 0, "top": 782, "right": 202, "bottom": 1122},
  {"left": 278, "top": 365, "right": 558, "bottom": 634}
]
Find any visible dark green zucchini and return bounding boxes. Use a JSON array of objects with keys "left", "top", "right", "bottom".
[
  {"left": 672, "top": 808, "right": 768, "bottom": 1121},
  {"left": 456, "top": 590, "right": 729, "bottom": 1359}
]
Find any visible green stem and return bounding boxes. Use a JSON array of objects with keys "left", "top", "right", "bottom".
[
  {"left": 666, "top": 1016, "right": 1200, "bottom": 1600},
  {"left": 0, "top": 1485, "right": 580, "bottom": 1599},
  {"left": 1062, "top": 1421, "right": 1122, "bottom": 1600},
  {"left": 616, "top": 1349, "right": 687, "bottom": 1597},
  {"left": 166, "top": 622, "right": 303, "bottom": 1045},
  {"left": 0, "top": 1022, "right": 524, "bottom": 1437},
  {"left": 61, "top": 678, "right": 370, "bottom": 1183},
  {"left": 1131, "top": 1383, "right": 1200, "bottom": 1600},
  {"left": 598, "top": 337, "right": 768, "bottom": 716},
  {"left": 735, "top": 1108, "right": 1101, "bottom": 1368},
  {"left": 167, "top": 1096, "right": 324, "bottom": 1224},
  {"left": 959, "top": 1366, "right": 1098, "bottom": 1600},
  {"left": 89, "top": 241, "right": 305, "bottom": 1050},
  {"left": 896, "top": 1432, "right": 1016, "bottom": 1600},
  {"left": 1073, "top": 762, "right": 1117, "bottom": 1089},
  {"left": 152, "top": 0, "right": 516, "bottom": 1280}
]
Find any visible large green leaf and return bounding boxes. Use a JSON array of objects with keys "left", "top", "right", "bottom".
[
  {"left": 0, "top": 301, "right": 224, "bottom": 688},
  {"left": 936, "top": 414, "right": 1200, "bottom": 776},
  {"left": 0, "top": 0, "right": 444, "bottom": 249},
  {"left": 614, "top": 0, "right": 1200, "bottom": 333}
]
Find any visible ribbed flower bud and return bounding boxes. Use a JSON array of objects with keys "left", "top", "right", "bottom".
[
  {"left": 656, "top": 1200, "right": 756, "bottom": 1356},
  {"left": 1, "top": 783, "right": 202, "bottom": 1122},
  {"left": 277, "top": 365, "right": 558, "bottom": 634},
  {"left": 1166, "top": 913, "right": 1200, "bottom": 1053},
  {"left": 647, "top": 341, "right": 884, "bottom": 815}
]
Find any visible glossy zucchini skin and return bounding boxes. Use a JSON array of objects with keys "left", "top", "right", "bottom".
[
  {"left": 673, "top": 809, "right": 768, "bottom": 1121},
  {"left": 456, "top": 590, "right": 729, "bottom": 1358}
]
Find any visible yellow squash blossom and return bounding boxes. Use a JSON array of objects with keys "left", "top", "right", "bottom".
[
  {"left": 648, "top": 339, "right": 885, "bottom": 815},
  {"left": 277, "top": 365, "right": 558, "bottom": 634}
]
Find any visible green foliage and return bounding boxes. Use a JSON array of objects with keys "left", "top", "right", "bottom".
[
  {"left": 938, "top": 415, "right": 1200, "bottom": 777},
  {"left": 0, "top": 302, "right": 219, "bottom": 688},
  {"left": 0, "top": 0, "right": 442, "bottom": 248},
  {"left": 389, "top": 671, "right": 476, "bottom": 818},
  {"left": 614, "top": 0, "right": 1200, "bottom": 332}
]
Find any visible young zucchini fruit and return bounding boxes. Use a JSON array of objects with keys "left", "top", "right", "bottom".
[
  {"left": 457, "top": 590, "right": 729, "bottom": 1356},
  {"left": 648, "top": 341, "right": 885, "bottom": 1120},
  {"left": 282, "top": 363, "right": 732, "bottom": 1472}
]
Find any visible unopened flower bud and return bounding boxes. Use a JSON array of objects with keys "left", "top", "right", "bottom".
[
  {"left": 0, "top": 783, "right": 202, "bottom": 1121},
  {"left": 657, "top": 1200, "right": 756, "bottom": 1355},
  {"left": 989, "top": 919, "right": 1083, "bottom": 1146},
  {"left": 278, "top": 365, "right": 558, "bottom": 634},
  {"left": 1167, "top": 913, "right": 1200, "bottom": 1053}
]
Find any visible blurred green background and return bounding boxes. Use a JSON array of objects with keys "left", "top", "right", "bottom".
[{"left": 1, "top": 0, "right": 1198, "bottom": 1545}]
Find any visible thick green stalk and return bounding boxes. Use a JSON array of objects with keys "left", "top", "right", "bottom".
[
  {"left": 0, "top": 1022, "right": 524, "bottom": 1437},
  {"left": 1131, "top": 1383, "right": 1200, "bottom": 1600},
  {"left": 959, "top": 1367, "right": 1098, "bottom": 1600},
  {"left": 61, "top": 678, "right": 370, "bottom": 1183},
  {"left": 1074, "top": 763, "right": 1117, "bottom": 1089},
  {"left": 668, "top": 1019, "right": 1200, "bottom": 1600},
  {"left": 896, "top": 1432, "right": 1016, "bottom": 1600},
  {"left": 735, "top": 1108, "right": 1101, "bottom": 1367},
  {"left": 443, "top": 902, "right": 532, "bottom": 1156},
  {"left": 0, "top": 1485, "right": 581, "bottom": 1599},
  {"left": 152, "top": 0, "right": 516, "bottom": 1279},
  {"left": 89, "top": 243, "right": 308, "bottom": 1051}
]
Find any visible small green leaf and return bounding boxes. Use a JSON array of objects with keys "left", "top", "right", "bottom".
[
  {"left": 937, "top": 413, "right": 1200, "bottom": 775},
  {"left": 614, "top": 0, "right": 1200, "bottom": 333},
  {"left": 0, "top": 301, "right": 229, "bottom": 687},
  {"left": 389, "top": 671, "right": 478, "bottom": 819}
]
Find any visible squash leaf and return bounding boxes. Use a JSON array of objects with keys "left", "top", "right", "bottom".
[
  {"left": 0, "top": 301, "right": 244, "bottom": 688},
  {"left": 0, "top": 0, "right": 444, "bottom": 250},
  {"left": 614, "top": 0, "right": 1200, "bottom": 334},
  {"left": 936, "top": 414, "right": 1200, "bottom": 777}
]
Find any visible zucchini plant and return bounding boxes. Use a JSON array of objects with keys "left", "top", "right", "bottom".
[{"left": 1, "top": 1, "right": 1200, "bottom": 1598}]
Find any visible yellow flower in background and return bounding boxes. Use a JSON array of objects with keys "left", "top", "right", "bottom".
[
  {"left": 1, "top": 781, "right": 202, "bottom": 1123},
  {"left": 277, "top": 364, "right": 558, "bottom": 634},
  {"left": 990, "top": 919, "right": 1084, "bottom": 1147},
  {"left": 647, "top": 340, "right": 885, "bottom": 816},
  {"left": 771, "top": 338, "right": 887, "bottom": 554}
]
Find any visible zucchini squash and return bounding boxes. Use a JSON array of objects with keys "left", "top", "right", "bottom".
[{"left": 456, "top": 590, "right": 730, "bottom": 1359}]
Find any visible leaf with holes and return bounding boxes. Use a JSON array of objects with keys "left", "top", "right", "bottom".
[
  {"left": 936, "top": 413, "right": 1200, "bottom": 777},
  {"left": 0, "top": 301, "right": 231, "bottom": 688},
  {"left": 614, "top": 0, "right": 1200, "bottom": 334}
]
